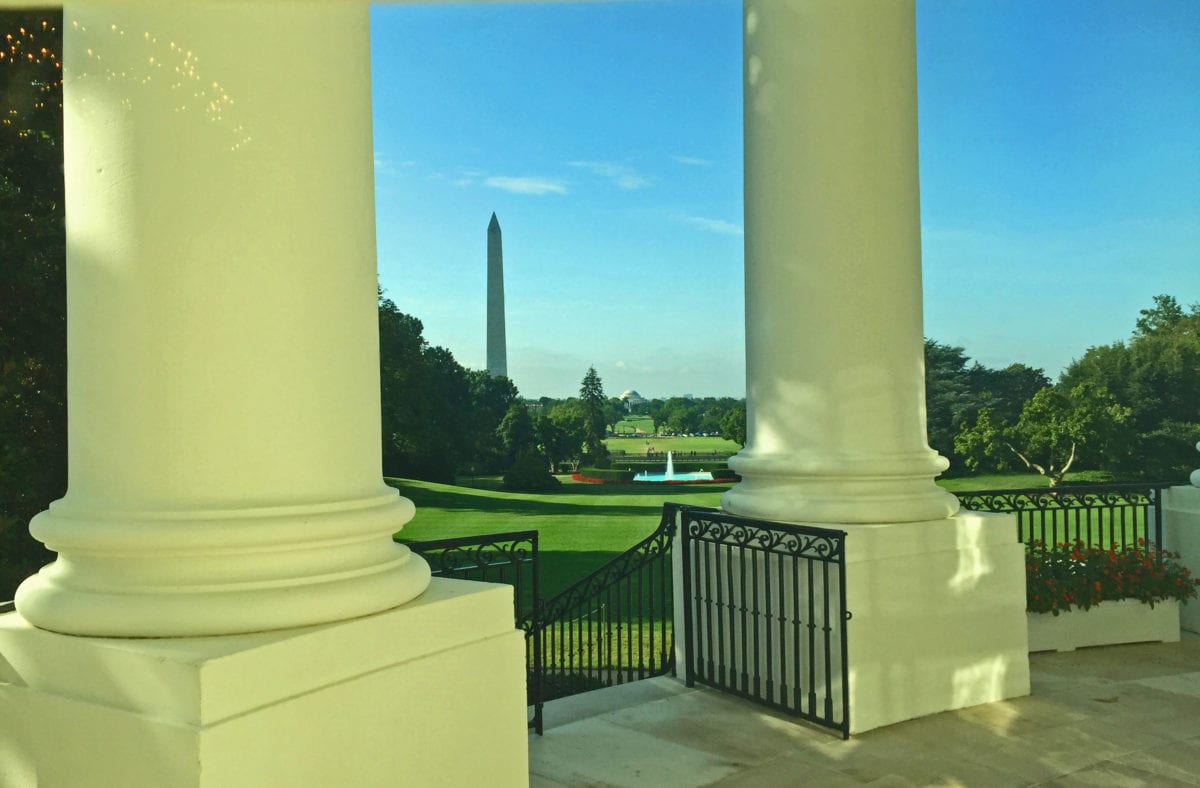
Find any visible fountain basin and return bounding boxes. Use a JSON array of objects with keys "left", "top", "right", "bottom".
[{"left": 633, "top": 471, "right": 714, "bottom": 483}]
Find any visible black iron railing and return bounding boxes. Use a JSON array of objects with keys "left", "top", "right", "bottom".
[
  {"left": 534, "top": 506, "right": 676, "bottom": 705},
  {"left": 957, "top": 483, "right": 1167, "bottom": 552},
  {"left": 399, "top": 531, "right": 543, "bottom": 732},
  {"left": 677, "top": 505, "right": 851, "bottom": 739}
]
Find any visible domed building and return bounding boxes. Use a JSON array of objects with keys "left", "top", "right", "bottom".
[{"left": 619, "top": 389, "right": 647, "bottom": 410}]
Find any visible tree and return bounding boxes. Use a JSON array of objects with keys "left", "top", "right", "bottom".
[
  {"left": 496, "top": 402, "right": 536, "bottom": 464},
  {"left": 604, "top": 397, "right": 626, "bottom": 435},
  {"left": 954, "top": 408, "right": 1012, "bottom": 474},
  {"left": 1134, "top": 294, "right": 1187, "bottom": 337},
  {"left": 720, "top": 404, "right": 747, "bottom": 447},
  {"left": 578, "top": 366, "right": 608, "bottom": 466},
  {"left": 464, "top": 370, "right": 519, "bottom": 474},
  {"left": 1060, "top": 295, "right": 1200, "bottom": 480},
  {"left": 645, "top": 398, "right": 666, "bottom": 435},
  {"left": 0, "top": 11, "right": 65, "bottom": 596},
  {"left": 923, "top": 340, "right": 975, "bottom": 464},
  {"left": 1005, "top": 384, "right": 1132, "bottom": 485},
  {"left": 536, "top": 409, "right": 582, "bottom": 472}
]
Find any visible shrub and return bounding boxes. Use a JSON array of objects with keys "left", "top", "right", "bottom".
[
  {"left": 503, "top": 452, "right": 561, "bottom": 492},
  {"left": 574, "top": 468, "right": 636, "bottom": 483},
  {"left": 1025, "top": 539, "right": 1200, "bottom": 616}
]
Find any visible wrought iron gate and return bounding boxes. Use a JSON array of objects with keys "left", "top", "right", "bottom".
[{"left": 677, "top": 505, "right": 851, "bottom": 738}]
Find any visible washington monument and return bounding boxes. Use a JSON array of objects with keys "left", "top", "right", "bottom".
[{"left": 486, "top": 213, "right": 507, "bottom": 378}]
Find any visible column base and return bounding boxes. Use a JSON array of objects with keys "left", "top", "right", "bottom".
[
  {"left": 722, "top": 452, "right": 960, "bottom": 524},
  {"left": 16, "top": 492, "right": 430, "bottom": 637},
  {"left": 844, "top": 512, "right": 1030, "bottom": 734},
  {"left": 0, "top": 578, "right": 528, "bottom": 787},
  {"left": 1164, "top": 485, "right": 1200, "bottom": 634}
]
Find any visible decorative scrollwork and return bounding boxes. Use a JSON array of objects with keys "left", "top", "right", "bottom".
[
  {"left": 404, "top": 531, "right": 538, "bottom": 578},
  {"left": 957, "top": 483, "right": 1163, "bottom": 516},
  {"left": 681, "top": 507, "right": 845, "bottom": 562}
]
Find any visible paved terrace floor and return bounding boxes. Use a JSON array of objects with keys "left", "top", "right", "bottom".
[{"left": 529, "top": 632, "right": 1200, "bottom": 787}]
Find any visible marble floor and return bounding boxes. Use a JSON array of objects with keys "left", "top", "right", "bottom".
[{"left": 529, "top": 633, "right": 1200, "bottom": 787}]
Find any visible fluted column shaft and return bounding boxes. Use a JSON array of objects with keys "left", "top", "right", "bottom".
[
  {"left": 723, "top": 0, "right": 959, "bottom": 524},
  {"left": 15, "top": 2, "right": 429, "bottom": 636}
]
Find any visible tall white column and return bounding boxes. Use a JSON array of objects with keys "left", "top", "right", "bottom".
[
  {"left": 723, "top": 0, "right": 959, "bottom": 525},
  {"left": 14, "top": 2, "right": 430, "bottom": 637}
]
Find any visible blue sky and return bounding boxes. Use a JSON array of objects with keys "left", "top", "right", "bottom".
[{"left": 370, "top": 0, "right": 1199, "bottom": 400}]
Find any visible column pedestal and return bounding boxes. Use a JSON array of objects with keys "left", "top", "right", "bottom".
[
  {"left": 1164, "top": 485, "right": 1200, "bottom": 635},
  {"left": 0, "top": 579, "right": 529, "bottom": 787},
  {"left": 843, "top": 512, "right": 1030, "bottom": 733}
]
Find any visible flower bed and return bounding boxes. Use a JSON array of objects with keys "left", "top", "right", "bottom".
[{"left": 1025, "top": 540, "right": 1199, "bottom": 652}]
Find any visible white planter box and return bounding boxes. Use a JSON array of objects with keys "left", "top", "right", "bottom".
[{"left": 1027, "top": 598, "right": 1180, "bottom": 653}]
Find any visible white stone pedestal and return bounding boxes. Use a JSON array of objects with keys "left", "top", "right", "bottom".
[
  {"left": 0, "top": 579, "right": 528, "bottom": 787},
  {"left": 844, "top": 512, "right": 1030, "bottom": 734},
  {"left": 1164, "top": 485, "right": 1200, "bottom": 634}
]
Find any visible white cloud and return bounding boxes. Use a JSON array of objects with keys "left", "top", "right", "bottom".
[
  {"left": 672, "top": 155, "right": 712, "bottom": 166},
  {"left": 679, "top": 215, "right": 743, "bottom": 236},
  {"left": 568, "top": 160, "right": 651, "bottom": 190},
  {"left": 485, "top": 176, "right": 568, "bottom": 195}
]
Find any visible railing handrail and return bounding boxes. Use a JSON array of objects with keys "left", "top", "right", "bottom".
[
  {"left": 397, "top": 529, "right": 539, "bottom": 552},
  {"left": 534, "top": 506, "right": 676, "bottom": 631},
  {"left": 676, "top": 503, "right": 851, "bottom": 738},
  {"left": 956, "top": 481, "right": 1170, "bottom": 555},
  {"left": 676, "top": 504, "right": 849, "bottom": 551},
  {"left": 956, "top": 481, "right": 1170, "bottom": 500}
]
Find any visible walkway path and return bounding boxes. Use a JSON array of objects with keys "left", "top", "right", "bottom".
[{"left": 530, "top": 633, "right": 1200, "bottom": 786}]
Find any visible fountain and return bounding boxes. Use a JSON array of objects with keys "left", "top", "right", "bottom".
[{"left": 633, "top": 450, "right": 713, "bottom": 483}]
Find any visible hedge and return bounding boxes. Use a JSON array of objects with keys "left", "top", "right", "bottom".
[{"left": 575, "top": 468, "right": 637, "bottom": 483}]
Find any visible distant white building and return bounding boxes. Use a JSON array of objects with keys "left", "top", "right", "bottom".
[{"left": 619, "top": 389, "right": 647, "bottom": 410}]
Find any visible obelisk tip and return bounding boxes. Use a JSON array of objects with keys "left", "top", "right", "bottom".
[{"left": 488, "top": 212, "right": 500, "bottom": 230}]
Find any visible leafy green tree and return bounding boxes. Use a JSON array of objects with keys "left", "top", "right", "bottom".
[
  {"left": 954, "top": 408, "right": 1013, "bottom": 474},
  {"left": 464, "top": 370, "right": 519, "bottom": 474},
  {"left": 720, "top": 404, "right": 747, "bottom": 447},
  {"left": 578, "top": 367, "right": 608, "bottom": 466},
  {"left": 604, "top": 397, "right": 626, "bottom": 435},
  {"left": 1006, "top": 384, "right": 1132, "bottom": 485},
  {"left": 1060, "top": 295, "right": 1200, "bottom": 480},
  {"left": 536, "top": 410, "right": 581, "bottom": 472},
  {"left": 0, "top": 11, "right": 64, "bottom": 596},
  {"left": 497, "top": 402, "right": 536, "bottom": 463},
  {"left": 923, "top": 340, "right": 975, "bottom": 464},
  {"left": 645, "top": 399, "right": 666, "bottom": 435},
  {"left": 663, "top": 397, "right": 702, "bottom": 435}
]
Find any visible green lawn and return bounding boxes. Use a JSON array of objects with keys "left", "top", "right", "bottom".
[
  {"left": 606, "top": 435, "right": 740, "bottom": 456},
  {"left": 611, "top": 415, "right": 654, "bottom": 435},
  {"left": 389, "top": 475, "right": 729, "bottom": 599},
  {"left": 389, "top": 470, "right": 1122, "bottom": 600}
]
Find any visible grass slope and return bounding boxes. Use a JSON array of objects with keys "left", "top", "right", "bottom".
[
  {"left": 389, "top": 471, "right": 1114, "bottom": 599},
  {"left": 388, "top": 475, "right": 729, "bottom": 599}
]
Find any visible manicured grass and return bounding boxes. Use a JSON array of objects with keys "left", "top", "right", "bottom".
[
  {"left": 389, "top": 470, "right": 1128, "bottom": 602},
  {"left": 937, "top": 470, "right": 1117, "bottom": 491},
  {"left": 606, "top": 435, "right": 740, "bottom": 456},
  {"left": 388, "top": 475, "right": 729, "bottom": 599},
  {"left": 612, "top": 415, "right": 654, "bottom": 435}
]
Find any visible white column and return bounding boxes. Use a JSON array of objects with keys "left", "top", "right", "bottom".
[
  {"left": 1164, "top": 442, "right": 1200, "bottom": 634},
  {"left": 724, "top": 0, "right": 959, "bottom": 525},
  {"left": 14, "top": 2, "right": 430, "bottom": 637}
]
